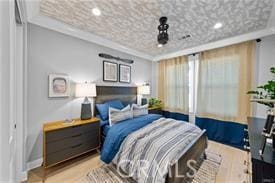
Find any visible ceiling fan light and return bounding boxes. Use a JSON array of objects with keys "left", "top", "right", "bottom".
[
  {"left": 157, "top": 44, "right": 163, "bottom": 48},
  {"left": 92, "top": 8, "right": 101, "bottom": 16}
]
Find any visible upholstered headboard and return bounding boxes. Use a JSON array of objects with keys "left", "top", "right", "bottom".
[{"left": 94, "top": 86, "right": 137, "bottom": 115}]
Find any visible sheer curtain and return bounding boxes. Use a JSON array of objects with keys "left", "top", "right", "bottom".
[
  {"left": 195, "top": 41, "right": 255, "bottom": 148},
  {"left": 196, "top": 41, "right": 255, "bottom": 124},
  {"left": 158, "top": 56, "right": 189, "bottom": 115}
]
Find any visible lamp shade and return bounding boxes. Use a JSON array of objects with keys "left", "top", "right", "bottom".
[
  {"left": 138, "top": 85, "right": 150, "bottom": 95},
  {"left": 75, "top": 82, "right": 97, "bottom": 97}
]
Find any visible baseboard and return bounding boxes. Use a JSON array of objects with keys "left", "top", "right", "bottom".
[
  {"left": 27, "top": 158, "right": 43, "bottom": 171},
  {"left": 20, "top": 171, "right": 28, "bottom": 182}
]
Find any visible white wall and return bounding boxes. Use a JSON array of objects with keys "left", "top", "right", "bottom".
[
  {"left": 0, "top": 2, "right": 11, "bottom": 181},
  {"left": 151, "top": 62, "right": 158, "bottom": 98},
  {"left": 27, "top": 23, "right": 153, "bottom": 163},
  {"left": 253, "top": 34, "right": 275, "bottom": 118},
  {"left": 0, "top": 1, "right": 19, "bottom": 182}
]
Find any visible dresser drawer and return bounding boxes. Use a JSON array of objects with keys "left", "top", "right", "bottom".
[
  {"left": 45, "top": 140, "right": 99, "bottom": 166},
  {"left": 46, "top": 122, "right": 99, "bottom": 143},
  {"left": 46, "top": 129, "right": 99, "bottom": 155}
]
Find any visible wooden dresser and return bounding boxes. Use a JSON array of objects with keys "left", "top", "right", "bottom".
[
  {"left": 245, "top": 117, "right": 275, "bottom": 183},
  {"left": 43, "top": 117, "right": 100, "bottom": 168}
]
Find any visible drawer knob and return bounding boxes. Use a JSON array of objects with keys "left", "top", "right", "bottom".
[
  {"left": 244, "top": 128, "right": 248, "bottom": 132},
  {"left": 243, "top": 138, "right": 249, "bottom": 142},
  {"left": 244, "top": 145, "right": 250, "bottom": 150},
  {"left": 71, "top": 143, "right": 82, "bottom": 149},
  {"left": 243, "top": 160, "right": 249, "bottom": 166},
  {"left": 72, "top": 134, "right": 82, "bottom": 138}
]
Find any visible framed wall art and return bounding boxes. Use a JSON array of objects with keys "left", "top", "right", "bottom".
[
  {"left": 119, "top": 64, "right": 131, "bottom": 83},
  {"left": 48, "top": 74, "right": 70, "bottom": 97},
  {"left": 103, "top": 61, "right": 118, "bottom": 82}
]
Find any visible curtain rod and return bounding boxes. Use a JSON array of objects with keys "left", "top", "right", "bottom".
[
  {"left": 187, "top": 39, "right": 261, "bottom": 56},
  {"left": 187, "top": 53, "right": 198, "bottom": 57}
]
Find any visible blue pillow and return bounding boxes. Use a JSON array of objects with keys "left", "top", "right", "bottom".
[
  {"left": 96, "top": 100, "right": 124, "bottom": 120},
  {"left": 95, "top": 104, "right": 108, "bottom": 120},
  {"left": 106, "top": 100, "right": 124, "bottom": 109}
]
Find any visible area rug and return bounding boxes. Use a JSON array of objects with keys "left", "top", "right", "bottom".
[{"left": 80, "top": 151, "right": 222, "bottom": 183}]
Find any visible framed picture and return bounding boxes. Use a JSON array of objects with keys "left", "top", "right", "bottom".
[
  {"left": 48, "top": 74, "right": 70, "bottom": 97},
  {"left": 103, "top": 61, "right": 118, "bottom": 82},
  {"left": 119, "top": 64, "right": 131, "bottom": 83}
]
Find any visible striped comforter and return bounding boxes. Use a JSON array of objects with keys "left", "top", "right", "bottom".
[{"left": 112, "top": 118, "right": 204, "bottom": 183}]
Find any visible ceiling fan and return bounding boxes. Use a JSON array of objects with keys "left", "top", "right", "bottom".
[
  {"left": 157, "top": 17, "right": 192, "bottom": 47},
  {"left": 157, "top": 17, "right": 169, "bottom": 47}
]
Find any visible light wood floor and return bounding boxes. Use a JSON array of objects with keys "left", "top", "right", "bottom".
[{"left": 27, "top": 141, "right": 249, "bottom": 183}]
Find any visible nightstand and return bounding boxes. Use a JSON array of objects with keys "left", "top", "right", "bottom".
[
  {"left": 148, "top": 106, "right": 163, "bottom": 115},
  {"left": 43, "top": 117, "right": 100, "bottom": 168}
]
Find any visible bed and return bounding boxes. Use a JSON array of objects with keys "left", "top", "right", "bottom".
[{"left": 95, "top": 86, "right": 208, "bottom": 183}]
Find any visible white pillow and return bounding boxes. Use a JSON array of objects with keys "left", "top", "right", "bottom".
[
  {"left": 109, "top": 105, "right": 133, "bottom": 126},
  {"left": 132, "top": 104, "right": 148, "bottom": 117}
]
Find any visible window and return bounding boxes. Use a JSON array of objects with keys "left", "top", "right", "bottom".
[
  {"left": 158, "top": 56, "right": 189, "bottom": 114},
  {"left": 188, "top": 54, "right": 240, "bottom": 121},
  {"left": 196, "top": 55, "right": 240, "bottom": 118},
  {"left": 188, "top": 55, "right": 199, "bottom": 122}
]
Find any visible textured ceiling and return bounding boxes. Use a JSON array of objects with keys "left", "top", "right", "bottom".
[{"left": 40, "top": 0, "right": 274, "bottom": 57}]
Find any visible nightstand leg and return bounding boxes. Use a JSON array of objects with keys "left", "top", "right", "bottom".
[
  {"left": 96, "top": 147, "right": 101, "bottom": 154},
  {"left": 42, "top": 168, "right": 47, "bottom": 183},
  {"left": 42, "top": 162, "right": 47, "bottom": 183}
]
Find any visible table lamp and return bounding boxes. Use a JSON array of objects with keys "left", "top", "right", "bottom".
[
  {"left": 138, "top": 84, "right": 150, "bottom": 105},
  {"left": 75, "top": 82, "right": 97, "bottom": 120}
]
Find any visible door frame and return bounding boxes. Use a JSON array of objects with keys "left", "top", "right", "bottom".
[
  {"left": 15, "top": 0, "right": 28, "bottom": 181},
  {"left": 0, "top": 0, "right": 27, "bottom": 182}
]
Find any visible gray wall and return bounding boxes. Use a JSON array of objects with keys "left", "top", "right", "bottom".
[
  {"left": 0, "top": 1, "right": 13, "bottom": 181},
  {"left": 27, "top": 23, "right": 153, "bottom": 162},
  {"left": 253, "top": 34, "right": 275, "bottom": 118}
]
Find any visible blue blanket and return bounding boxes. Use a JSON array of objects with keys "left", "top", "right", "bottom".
[
  {"left": 100, "top": 114, "right": 162, "bottom": 163},
  {"left": 98, "top": 117, "right": 110, "bottom": 136}
]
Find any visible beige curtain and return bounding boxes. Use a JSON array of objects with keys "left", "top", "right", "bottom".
[
  {"left": 158, "top": 56, "right": 189, "bottom": 114},
  {"left": 196, "top": 41, "right": 255, "bottom": 124}
]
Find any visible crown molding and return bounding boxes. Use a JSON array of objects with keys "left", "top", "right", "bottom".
[
  {"left": 152, "top": 2, "right": 275, "bottom": 61},
  {"left": 25, "top": 0, "right": 154, "bottom": 61},
  {"left": 25, "top": 0, "right": 275, "bottom": 62},
  {"left": 153, "top": 28, "right": 275, "bottom": 61},
  {"left": 28, "top": 14, "right": 154, "bottom": 61}
]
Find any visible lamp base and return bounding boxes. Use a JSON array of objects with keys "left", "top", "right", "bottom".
[
  {"left": 81, "top": 103, "right": 92, "bottom": 120},
  {"left": 141, "top": 98, "right": 147, "bottom": 105}
]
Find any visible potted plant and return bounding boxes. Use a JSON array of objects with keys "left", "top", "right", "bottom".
[
  {"left": 148, "top": 98, "right": 163, "bottom": 108},
  {"left": 247, "top": 67, "right": 275, "bottom": 109},
  {"left": 247, "top": 66, "right": 275, "bottom": 152}
]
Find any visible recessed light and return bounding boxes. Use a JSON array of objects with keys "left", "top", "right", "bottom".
[
  {"left": 157, "top": 44, "right": 163, "bottom": 48},
  {"left": 92, "top": 8, "right": 101, "bottom": 16},
  {"left": 213, "top": 22, "right": 222, "bottom": 29}
]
